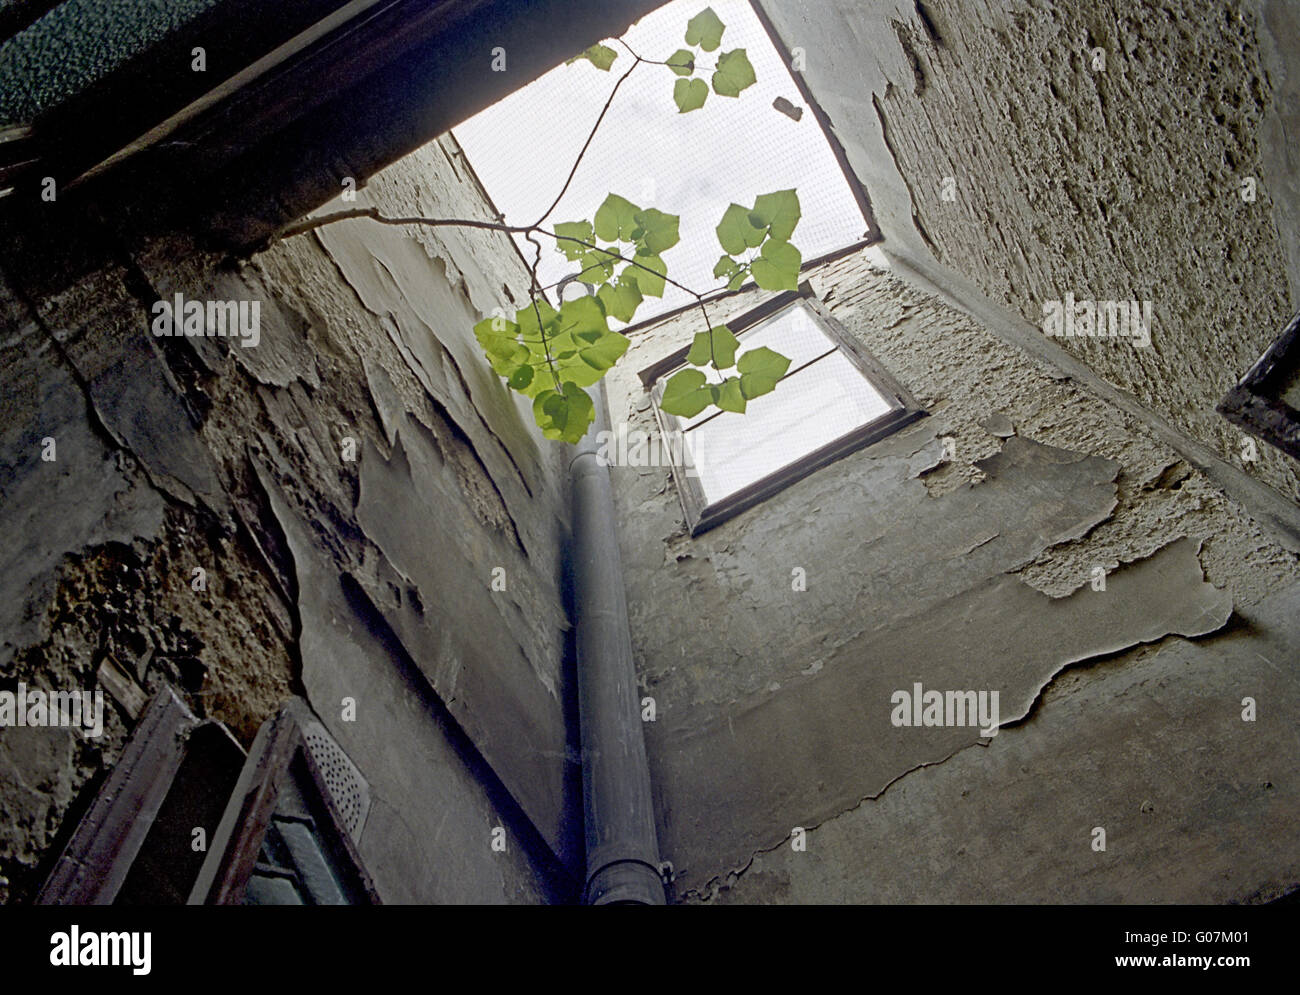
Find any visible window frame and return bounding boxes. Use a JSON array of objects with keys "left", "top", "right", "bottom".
[
  {"left": 641, "top": 286, "right": 925, "bottom": 535},
  {"left": 1217, "top": 309, "right": 1300, "bottom": 462},
  {"left": 188, "top": 698, "right": 379, "bottom": 905}
]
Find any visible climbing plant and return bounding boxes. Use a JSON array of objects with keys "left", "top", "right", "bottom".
[{"left": 282, "top": 7, "right": 803, "bottom": 443}]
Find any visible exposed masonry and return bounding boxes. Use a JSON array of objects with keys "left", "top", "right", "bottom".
[
  {"left": 603, "top": 247, "right": 1299, "bottom": 899},
  {"left": 0, "top": 135, "right": 573, "bottom": 903}
]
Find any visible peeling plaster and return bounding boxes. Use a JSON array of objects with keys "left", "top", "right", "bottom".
[
  {"left": 604, "top": 244, "right": 1290, "bottom": 902},
  {"left": 0, "top": 133, "right": 578, "bottom": 901},
  {"left": 692, "top": 578, "right": 1300, "bottom": 904},
  {"left": 649, "top": 527, "right": 1231, "bottom": 893},
  {"left": 257, "top": 462, "right": 565, "bottom": 903}
]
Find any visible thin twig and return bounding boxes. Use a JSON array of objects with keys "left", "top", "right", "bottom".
[
  {"left": 532, "top": 56, "right": 641, "bottom": 228},
  {"left": 274, "top": 42, "right": 736, "bottom": 367},
  {"left": 617, "top": 38, "right": 712, "bottom": 73},
  {"left": 523, "top": 230, "right": 561, "bottom": 390},
  {"left": 543, "top": 231, "right": 699, "bottom": 298},
  {"left": 277, "top": 206, "right": 525, "bottom": 240},
  {"left": 545, "top": 230, "right": 726, "bottom": 363}
]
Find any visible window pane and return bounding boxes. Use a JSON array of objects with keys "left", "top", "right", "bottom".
[
  {"left": 737, "top": 300, "right": 838, "bottom": 371},
  {"left": 684, "top": 351, "right": 897, "bottom": 505},
  {"left": 454, "top": 0, "right": 869, "bottom": 324},
  {"left": 674, "top": 300, "right": 838, "bottom": 430}
]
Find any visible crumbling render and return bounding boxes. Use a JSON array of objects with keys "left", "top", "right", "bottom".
[
  {"left": 636, "top": 427, "right": 1234, "bottom": 895},
  {"left": 674, "top": 536, "right": 1232, "bottom": 900}
]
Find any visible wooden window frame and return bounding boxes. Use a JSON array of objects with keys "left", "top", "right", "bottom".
[{"left": 187, "top": 699, "right": 380, "bottom": 905}]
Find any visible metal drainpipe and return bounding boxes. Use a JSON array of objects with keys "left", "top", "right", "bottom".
[{"left": 570, "top": 382, "right": 667, "bottom": 905}]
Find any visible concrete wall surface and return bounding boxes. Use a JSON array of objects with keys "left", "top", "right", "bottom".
[
  {"left": 0, "top": 136, "right": 577, "bottom": 904},
  {"left": 605, "top": 249, "right": 1300, "bottom": 902}
]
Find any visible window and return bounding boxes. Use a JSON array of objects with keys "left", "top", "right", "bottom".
[
  {"left": 1218, "top": 309, "right": 1300, "bottom": 462},
  {"left": 644, "top": 289, "right": 924, "bottom": 534},
  {"left": 189, "top": 699, "right": 379, "bottom": 905}
]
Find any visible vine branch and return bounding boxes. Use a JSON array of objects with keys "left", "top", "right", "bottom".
[{"left": 269, "top": 18, "right": 770, "bottom": 436}]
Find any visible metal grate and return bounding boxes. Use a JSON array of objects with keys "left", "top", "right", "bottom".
[
  {"left": 453, "top": 0, "right": 868, "bottom": 323},
  {"left": 300, "top": 720, "right": 370, "bottom": 841}
]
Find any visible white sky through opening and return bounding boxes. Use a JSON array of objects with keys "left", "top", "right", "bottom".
[{"left": 453, "top": 0, "right": 867, "bottom": 322}]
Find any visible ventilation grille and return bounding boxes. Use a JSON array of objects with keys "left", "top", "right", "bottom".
[{"left": 302, "top": 725, "right": 370, "bottom": 841}]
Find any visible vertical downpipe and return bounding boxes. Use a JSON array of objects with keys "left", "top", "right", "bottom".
[{"left": 570, "top": 383, "right": 666, "bottom": 905}]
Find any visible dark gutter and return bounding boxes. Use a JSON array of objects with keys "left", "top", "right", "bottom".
[{"left": 569, "top": 382, "right": 667, "bottom": 905}]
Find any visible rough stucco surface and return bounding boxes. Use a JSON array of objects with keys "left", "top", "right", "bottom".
[
  {"left": 0, "top": 135, "right": 573, "bottom": 903},
  {"left": 810, "top": 253, "right": 1300, "bottom": 606},
  {"left": 758, "top": 0, "right": 1300, "bottom": 509},
  {"left": 0, "top": 0, "right": 225, "bottom": 122},
  {"left": 0, "top": 0, "right": 352, "bottom": 125},
  {"left": 604, "top": 249, "right": 1300, "bottom": 899}
]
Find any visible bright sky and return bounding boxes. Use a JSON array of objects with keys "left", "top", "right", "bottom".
[{"left": 453, "top": 0, "right": 867, "bottom": 321}]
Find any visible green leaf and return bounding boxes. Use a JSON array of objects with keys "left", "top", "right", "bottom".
[
  {"left": 712, "top": 49, "right": 756, "bottom": 97},
  {"left": 666, "top": 49, "right": 696, "bottom": 76},
  {"left": 737, "top": 345, "right": 792, "bottom": 379},
  {"left": 684, "top": 7, "right": 725, "bottom": 52},
  {"left": 485, "top": 343, "right": 530, "bottom": 378},
  {"left": 557, "top": 362, "right": 603, "bottom": 389},
  {"left": 716, "top": 202, "right": 766, "bottom": 255},
  {"left": 563, "top": 383, "right": 596, "bottom": 441},
  {"left": 508, "top": 364, "right": 534, "bottom": 390},
  {"left": 484, "top": 336, "right": 525, "bottom": 368},
  {"left": 569, "top": 44, "right": 618, "bottom": 71},
  {"left": 686, "top": 325, "right": 739, "bottom": 370},
  {"left": 750, "top": 258, "right": 791, "bottom": 291},
  {"left": 737, "top": 345, "right": 792, "bottom": 399},
  {"left": 579, "top": 330, "right": 630, "bottom": 371},
  {"left": 519, "top": 367, "right": 552, "bottom": 399},
  {"left": 739, "top": 373, "right": 779, "bottom": 400},
  {"left": 553, "top": 220, "right": 594, "bottom": 261},
  {"left": 577, "top": 249, "right": 617, "bottom": 283},
  {"left": 659, "top": 368, "right": 714, "bottom": 418},
  {"left": 727, "top": 269, "right": 748, "bottom": 291},
  {"left": 632, "top": 250, "right": 667, "bottom": 297},
  {"left": 557, "top": 294, "right": 608, "bottom": 340},
  {"left": 713, "top": 255, "right": 739, "bottom": 280},
  {"left": 548, "top": 329, "right": 579, "bottom": 360},
  {"left": 517, "top": 299, "right": 558, "bottom": 340},
  {"left": 594, "top": 193, "right": 641, "bottom": 242},
  {"left": 532, "top": 382, "right": 595, "bottom": 443},
  {"left": 714, "top": 377, "right": 747, "bottom": 413},
  {"left": 597, "top": 276, "right": 643, "bottom": 323},
  {"left": 673, "top": 77, "right": 708, "bottom": 113},
  {"left": 634, "top": 208, "right": 680, "bottom": 254},
  {"left": 751, "top": 189, "right": 801, "bottom": 241},
  {"left": 474, "top": 316, "right": 519, "bottom": 355},
  {"left": 750, "top": 238, "right": 802, "bottom": 291}
]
